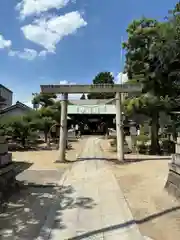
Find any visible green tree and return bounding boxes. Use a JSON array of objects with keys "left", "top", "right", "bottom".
[
  {"left": 34, "top": 117, "right": 55, "bottom": 143},
  {"left": 124, "top": 93, "right": 173, "bottom": 152},
  {"left": 122, "top": 17, "right": 176, "bottom": 154},
  {"left": 24, "top": 107, "right": 56, "bottom": 143},
  {"left": 148, "top": 4, "right": 180, "bottom": 99},
  {"left": 49, "top": 100, "right": 61, "bottom": 123},
  {"left": 31, "top": 91, "right": 62, "bottom": 143},
  {"left": 146, "top": 3, "right": 180, "bottom": 143},
  {"left": 0, "top": 116, "right": 11, "bottom": 136},
  {"left": 35, "top": 107, "right": 55, "bottom": 142},
  {"left": 87, "top": 72, "right": 115, "bottom": 99},
  {"left": 0, "top": 116, "right": 38, "bottom": 147},
  {"left": 32, "top": 93, "right": 57, "bottom": 108}
]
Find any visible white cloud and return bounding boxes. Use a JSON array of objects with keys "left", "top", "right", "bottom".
[
  {"left": 115, "top": 72, "right": 128, "bottom": 83},
  {"left": 38, "top": 50, "right": 49, "bottom": 57},
  {"left": 0, "top": 35, "right": 12, "bottom": 49},
  {"left": 8, "top": 48, "right": 49, "bottom": 60},
  {"left": 59, "top": 80, "right": 75, "bottom": 85},
  {"left": 21, "top": 11, "right": 87, "bottom": 52},
  {"left": 16, "top": 0, "right": 72, "bottom": 19}
]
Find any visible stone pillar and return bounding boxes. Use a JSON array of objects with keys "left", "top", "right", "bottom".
[
  {"left": 0, "top": 135, "right": 13, "bottom": 201},
  {"left": 0, "top": 136, "right": 12, "bottom": 166},
  {"left": 58, "top": 93, "right": 68, "bottom": 162},
  {"left": 130, "top": 123, "right": 137, "bottom": 153},
  {"left": 115, "top": 92, "right": 124, "bottom": 162},
  {"left": 165, "top": 137, "right": 180, "bottom": 198}
]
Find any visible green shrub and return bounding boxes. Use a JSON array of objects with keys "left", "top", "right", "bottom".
[
  {"left": 110, "top": 134, "right": 150, "bottom": 154},
  {"left": 135, "top": 134, "right": 150, "bottom": 154},
  {"left": 160, "top": 139, "right": 175, "bottom": 154},
  {"left": 137, "top": 143, "right": 149, "bottom": 154},
  {"left": 110, "top": 138, "right": 131, "bottom": 153},
  {"left": 110, "top": 138, "right": 129, "bottom": 146},
  {"left": 135, "top": 134, "right": 149, "bottom": 144}
]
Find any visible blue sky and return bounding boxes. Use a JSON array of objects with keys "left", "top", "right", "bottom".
[{"left": 0, "top": 0, "right": 178, "bottom": 105}]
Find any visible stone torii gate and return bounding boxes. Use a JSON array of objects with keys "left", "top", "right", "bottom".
[{"left": 40, "top": 84, "right": 141, "bottom": 162}]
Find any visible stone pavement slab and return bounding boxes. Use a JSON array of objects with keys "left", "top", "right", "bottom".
[{"left": 46, "top": 136, "right": 145, "bottom": 240}]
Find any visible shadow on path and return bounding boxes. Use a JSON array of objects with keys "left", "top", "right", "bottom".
[
  {"left": 0, "top": 161, "right": 33, "bottom": 206},
  {"left": 0, "top": 181, "right": 96, "bottom": 239},
  {"left": 69, "top": 206, "right": 180, "bottom": 240},
  {"left": 76, "top": 157, "right": 119, "bottom": 163},
  {"left": 76, "top": 157, "right": 170, "bottom": 165}
]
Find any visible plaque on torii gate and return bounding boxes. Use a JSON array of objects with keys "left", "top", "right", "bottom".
[{"left": 40, "top": 84, "right": 142, "bottom": 162}]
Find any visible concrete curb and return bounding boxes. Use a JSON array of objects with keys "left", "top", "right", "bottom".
[{"left": 36, "top": 164, "right": 74, "bottom": 240}]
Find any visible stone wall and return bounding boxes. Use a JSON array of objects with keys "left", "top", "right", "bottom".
[
  {"left": 0, "top": 136, "right": 12, "bottom": 166},
  {"left": 0, "top": 136, "right": 15, "bottom": 203},
  {"left": 165, "top": 137, "right": 180, "bottom": 199}
]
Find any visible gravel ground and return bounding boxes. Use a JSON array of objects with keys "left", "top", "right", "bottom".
[{"left": 100, "top": 138, "right": 180, "bottom": 240}]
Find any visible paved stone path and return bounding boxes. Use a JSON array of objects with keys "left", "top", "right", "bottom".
[{"left": 44, "top": 136, "right": 145, "bottom": 240}]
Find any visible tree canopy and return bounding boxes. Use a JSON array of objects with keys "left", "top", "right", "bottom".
[
  {"left": 32, "top": 93, "right": 57, "bottom": 108},
  {"left": 87, "top": 71, "right": 115, "bottom": 99},
  {"left": 123, "top": 4, "right": 180, "bottom": 154}
]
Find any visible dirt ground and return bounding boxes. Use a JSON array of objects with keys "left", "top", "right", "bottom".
[
  {"left": 11, "top": 139, "right": 83, "bottom": 170},
  {"left": 101, "top": 139, "right": 180, "bottom": 240}
]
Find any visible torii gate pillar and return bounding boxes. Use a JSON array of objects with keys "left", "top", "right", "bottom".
[
  {"left": 58, "top": 93, "right": 68, "bottom": 162},
  {"left": 115, "top": 92, "right": 124, "bottom": 161}
]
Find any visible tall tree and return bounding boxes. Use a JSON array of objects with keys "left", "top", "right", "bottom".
[
  {"left": 123, "top": 17, "right": 173, "bottom": 154},
  {"left": 87, "top": 72, "right": 115, "bottom": 99},
  {"left": 149, "top": 3, "right": 180, "bottom": 100},
  {"left": 146, "top": 2, "right": 180, "bottom": 135},
  {"left": 49, "top": 100, "right": 61, "bottom": 123}
]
